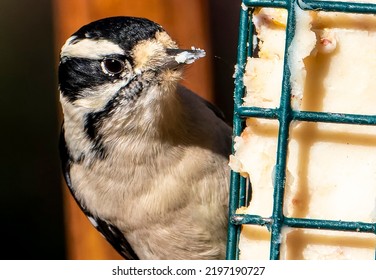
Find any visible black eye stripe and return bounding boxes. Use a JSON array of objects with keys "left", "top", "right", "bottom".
[
  {"left": 59, "top": 58, "right": 109, "bottom": 101},
  {"left": 59, "top": 56, "right": 132, "bottom": 102}
]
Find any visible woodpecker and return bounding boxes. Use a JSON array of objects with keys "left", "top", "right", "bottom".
[{"left": 58, "top": 16, "right": 232, "bottom": 260}]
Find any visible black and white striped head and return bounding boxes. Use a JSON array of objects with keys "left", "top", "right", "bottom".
[
  {"left": 58, "top": 17, "right": 205, "bottom": 161},
  {"left": 58, "top": 16, "right": 205, "bottom": 113}
]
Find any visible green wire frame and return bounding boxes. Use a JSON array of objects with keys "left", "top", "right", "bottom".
[{"left": 226, "top": 0, "right": 376, "bottom": 260}]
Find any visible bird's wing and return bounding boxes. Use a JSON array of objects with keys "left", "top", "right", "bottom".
[
  {"left": 202, "top": 99, "right": 227, "bottom": 122},
  {"left": 59, "top": 126, "right": 139, "bottom": 260},
  {"left": 177, "top": 85, "right": 233, "bottom": 158},
  {"left": 177, "top": 84, "right": 229, "bottom": 123}
]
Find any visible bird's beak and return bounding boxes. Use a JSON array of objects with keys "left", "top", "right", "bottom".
[{"left": 164, "top": 48, "right": 206, "bottom": 69}]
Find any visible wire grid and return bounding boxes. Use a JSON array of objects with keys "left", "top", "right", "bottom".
[{"left": 226, "top": 0, "right": 376, "bottom": 260}]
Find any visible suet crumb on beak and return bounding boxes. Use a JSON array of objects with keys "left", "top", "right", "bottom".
[
  {"left": 158, "top": 48, "right": 206, "bottom": 89},
  {"left": 132, "top": 31, "right": 205, "bottom": 74},
  {"left": 166, "top": 47, "right": 206, "bottom": 66}
]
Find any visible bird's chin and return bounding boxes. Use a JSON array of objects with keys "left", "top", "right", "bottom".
[{"left": 159, "top": 69, "right": 183, "bottom": 88}]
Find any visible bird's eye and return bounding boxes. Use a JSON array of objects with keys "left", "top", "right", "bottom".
[{"left": 101, "top": 58, "right": 125, "bottom": 75}]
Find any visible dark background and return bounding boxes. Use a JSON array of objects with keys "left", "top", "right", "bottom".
[{"left": 0, "top": 0, "right": 240, "bottom": 259}]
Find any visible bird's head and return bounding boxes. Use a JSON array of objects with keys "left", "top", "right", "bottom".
[
  {"left": 58, "top": 16, "right": 205, "bottom": 113},
  {"left": 58, "top": 17, "right": 205, "bottom": 159}
]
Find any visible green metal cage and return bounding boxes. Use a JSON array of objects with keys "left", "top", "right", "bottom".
[{"left": 226, "top": 0, "right": 376, "bottom": 260}]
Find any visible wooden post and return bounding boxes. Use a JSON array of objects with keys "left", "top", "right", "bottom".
[{"left": 53, "top": 0, "right": 213, "bottom": 259}]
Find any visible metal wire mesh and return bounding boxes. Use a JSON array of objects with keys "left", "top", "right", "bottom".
[{"left": 226, "top": 0, "right": 376, "bottom": 260}]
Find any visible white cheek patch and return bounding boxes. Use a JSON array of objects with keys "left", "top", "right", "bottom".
[
  {"left": 61, "top": 37, "right": 125, "bottom": 59},
  {"left": 72, "top": 79, "right": 130, "bottom": 110}
]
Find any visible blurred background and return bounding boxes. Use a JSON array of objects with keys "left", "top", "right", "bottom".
[{"left": 0, "top": 0, "right": 240, "bottom": 259}]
